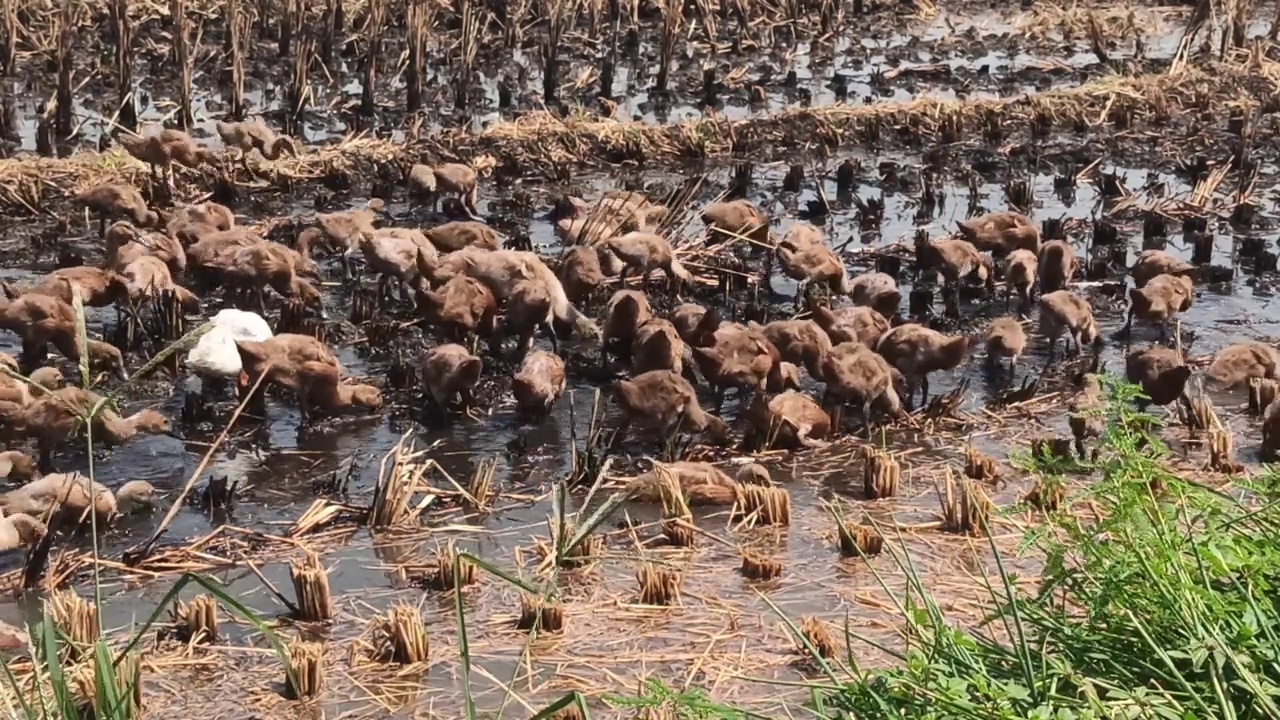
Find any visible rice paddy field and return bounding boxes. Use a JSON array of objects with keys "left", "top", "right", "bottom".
[{"left": 0, "top": 0, "right": 1277, "bottom": 717}]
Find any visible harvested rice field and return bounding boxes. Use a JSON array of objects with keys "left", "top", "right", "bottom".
[{"left": 0, "top": 0, "right": 1275, "bottom": 717}]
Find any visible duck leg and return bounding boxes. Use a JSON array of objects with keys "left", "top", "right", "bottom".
[{"left": 36, "top": 437, "right": 54, "bottom": 474}]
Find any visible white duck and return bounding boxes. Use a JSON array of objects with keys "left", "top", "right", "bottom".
[{"left": 186, "top": 309, "right": 273, "bottom": 379}]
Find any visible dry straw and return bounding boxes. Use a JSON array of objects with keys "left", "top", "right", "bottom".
[
  {"left": 516, "top": 595, "right": 565, "bottom": 633},
  {"left": 799, "top": 616, "right": 837, "bottom": 660},
  {"left": 284, "top": 640, "right": 325, "bottom": 700},
  {"left": 740, "top": 550, "right": 782, "bottom": 580},
  {"left": 637, "top": 562, "right": 682, "bottom": 606},
  {"left": 428, "top": 542, "right": 478, "bottom": 591},
  {"left": 45, "top": 589, "right": 98, "bottom": 660},
  {"left": 657, "top": 463, "right": 695, "bottom": 547},
  {"left": 467, "top": 456, "right": 497, "bottom": 510},
  {"left": 290, "top": 551, "right": 334, "bottom": 622},
  {"left": 1249, "top": 378, "right": 1277, "bottom": 415},
  {"left": 374, "top": 603, "right": 429, "bottom": 665},
  {"left": 69, "top": 651, "right": 141, "bottom": 718},
  {"left": 173, "top": 594, "right": 218, "bottom": 644},
  {"left": 551, "top": 519, "right": 604, "bottom": 568},
  {"left": 1178, "top": 390, "right": 1217, "bottom": 433},
  {"left": 368, "top": 433, "right": 433, "bottom": 528},
  {"left": 733, "top": 484, "right": 791, "bottom": 526},
  {"left": 964, "top": 445, "right": 999, "bottom": 483},
  {"left": 862, "top": 446, "right": 900, "bottom": 499},
  {"left": 837, "top": 521, "right": 884, "bottom": 558},
  {"left": 936, "top": 469, "right": 994, "bottom": 535}
]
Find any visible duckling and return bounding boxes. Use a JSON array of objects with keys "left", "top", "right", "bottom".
[
  {"left": 1126, "top": 345, "right": 1191, "bottom": 409},
  {"left": 118, "top": 255, "right": 201, "bottom": 312},
  {"left": 811, "top": 304, "right": 888, "bottom": 347},
  {"left": 424, "top": 221, "right": 499, "bottom": 253},
  {"left": 557, "top": 245, "right": 607, "bottom": 304},
  {"left": 409, "top": 163, "right": 479, "bottom": 214},
  {"left": 752, "top": 318, "right": 831, "bottom": 378},
  {"left": 504, "top": 279, "right": 554, "bottom": 357},
  {"left": 418, "top": 343, "right": 483, "bottom": 410},
  {"left": 166, "top": 201, "right": 235, "bottom": 239},
  {"left": 512, "top": 349, "right": 566, "bottom": 416},
  {"left": 13, "top": 267, "right": 128, "bottom": 308},
  {"left": 985, "top": 317, "right": 1026, "bottom": 378},
  {"left": 632, "top": 319, "right": 684, "bottom": 375},
  {"left": 0, "top": 509, "right": 42, "bottom": 548},
  {"left": 670, "top": 303, "right": 708, "bottom": 345},
  {"left": 185, "top": 309, "right": 272, "bottom": 381},
  {"left": 554, "top": 193, "right": 663, "bottom": 244},
  {"left": 690, "top": 321, "right": 783, "bottom": 410},
  {"left": 848, "top": 271, "right": 901, "bottom": 319},
  {"left": 1038, "top": 290, "right": 1098, "bottom": 359},
  {"left": 603, "top": 232, "right": 691, "bottom": 291},
  {"left": 297, "top": 207, "right": 377, "bottom": 279},
  {"left": 957, "top": 211, "right": 1039, "bottom": 254},
  {"left": 360, "top": 227, "right": 437, "bottom": 301},
  {"left": 1037, "top": 240, "right": 1076, "bottom": 294},
  {"left": 1207, "top": 340, "right": 1280, "bottom": 389},
  {"left": 1264, "top": 398, "right": 1280, "bottom": 461},
  {"left": 702, "top": 199, "right": 770, "bottom": 245},
  {"left": 0, "top": 388, "right": 170, "bottom": 468},
  {"left": 0, "top": 293, "right": 127, "bottom": 377},
  {"left": 776, "top": 224, "right": 850, "bottom": 305},
  {"left": 116, "top": 129, "right": 217, "bottom": 190},
  {"left": 105, "top": 222, "right": 187, "bottom": 274},
  {"left": 0, "top": 473, "right": 157, "bottom": 525},
  {"left": 416, "top": 274, "right": 499, "bottom": 345},
  {"left": 918, "top": 237, "right": 992, "bottom": 288},
  {"left": 75, "top": 183, "right": 159, "bottom": 237},
  {"left": 0, "top": 513, "right": 43, "bottom": 551},
  {"left": 1069, "top": 373, "right": 1105, "bottom": 458},
  {"left": 613, "top": 369, "right": 729, "bottom": 446},
  {"left": 235, "top": 334, "right": 381, "bottom": 423},
  {"left": 204, "top": 242, "right": 324, "bottom": 316},
  {"left": 1125, "top": 273, "right": 1193, "bottom": 339},
  {"left": 627, "top": 461, "right": 739, "bottom": 506},
  {"left": 818, "top": 340, "right": 903, "bottom": 427},
  {"left": 1003, "top": 249, "right": 1037, "bottom": 312},
  {"left": 1130, "top": 249, "right": 1197, "bottom": 289},
  {"left": 875, "top": 323, "right": 969, "bottom": 408},
  {"left": 0, "top": 450, "right": 36, "bottom": 484},
  {"left": 215, "top": 118, "right": 297, "bottom": 164},
  {"left": 736, "top": 463, "right": 772, "bottom": 486},
  {"left": 0, "top": 366, "right": 63, "bottom": 406},
  {"left": 187, "top": 228, "right": 262, "bottom": 274},
  {"left": 602, "top": 290, "right": 652, "bottom": 364},
  {"left": 745, "top": 390, "right": 832, "bottom": 449},
  {"left": 416, "top": 248, "right": 596, "bottom": 338}
]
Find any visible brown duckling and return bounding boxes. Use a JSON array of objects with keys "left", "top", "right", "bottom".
[
  {"left": 360, "top": 227, "right": 438, "bottom": 300},
  {"left": 776, "top": 224, "right": 851, "bottom": 304},
  {"left": 818, "top": 340, "right": 904, "bottom": 426},
  {"left": 504, "top": 279, "right": 554, "bottom": 357},
  {"left": 745, "top": 390, "right": 832, "bottom": 450},
  {"left": 512, "top": 350, "right": 566, "bottom": 416},
  {"left": 752, "top": 318, "right": 831, "bottom": 378},
  {"left": 557, "top": 245, "right": 607, "bottom": 304},
  {"left": 1069, "top": 373, "right": 1105, "bottom": 459},
  {"left": 105, "top": 222, "right": 187, "bottom": 274},
  {"left": 1125, "top": 273, "right": 1192, "bottom": 339},
  {"left": 408, "top": 163, "right": 479, "bottom": 214},
  {"left": 603, "top": 232, "right": 691, "bottom": 290},
  {"left": 166, "top": 201, "right": 235, "bottom": 239},
  {"left": 236, "top": 334, "right": 381, "bottom": 422},
  {"left": 702, "top": 199, "right": 770, "bottom": 245},
  {"left": 1038, "top": 290, "right": 1098, "bottom": 359},
  {"left": 848, "top": 271, "right": 901, "bottom": 319},
  {"left": 690, "top": 319, "right": 783, "bottom": 410},
  {"left": 670, "top": 303, "right": 708, "bottom": 345},
  {"left": 1003, "top": 249, "right": 1037, "bottom": 312},
  {"left": 812, "top": 304, "right": 888, "bottom": 347},
  {"left": 1264, "top": 398, "right": 1280, "bottom": 460},
  {"left": 297, "top": 207, "right": 378, "bottom": 278},
  {"left": 416, "top": 274, "right": 499, "bottom": 345},
  {"left": 631, "top": 319, "right": 684, "bottom": 375},
  {"left": 875, "top": 323, "right": 969, "bottom": 408},
  {"left": 424, "top": 221, "right": 499, "bottom": 253},
  {"left": 9, "top": 267, "right": 128, "bottom": 308},
  {"left": 957, "top": 211, "right": 1039, "bottom": 254},
  {"left": 216, "top": 118, "right": 297, "bottom": 163},
  {"left": 917, "top": 237, "right": 993, "bottom": 304},
  {"left": 0, "top": 473, "right": 159, "bottom": 525},
  {"left": 116, "top": 129, "right": 216, "bottom": 188},
  {"left": 418, "top": 343, "right": 483, "bottom": 410},
  {"left": 0, "top": 366, "right": 63, "bottom": 406},
  {"left": 0, "top": 293, "right": 126, "bottom": 377},
  {"left": 1126, "top": 345, "right": 1191, "bottom": 409},
  {"left": 187, "top": 228, "right": 261, "bottom": 272},
  {"left": 627, "top": 461, "right": 739, "bottom": 506},
  {"left": 613, "top": 370, "right": 728, "bottom": 446},
  {"left": 1037, "top": 240, "right": 1076, "bottom": 294},
  {"left": 0, "top": 387, "right": 170, "bottom": 467},
  {"left": 0, "top": 512, "right": 43, "bottom": 551},
  {"left": 204, "top": 242, "right": 324, "bottom": 316},
  {"left": 984, "top": 317, "right": 1027, "bottom": 376},
  {"left": 1131, "top": 249, "right": 1196, "bottom": 289},
  {"left": 118, "top": 256, "right": 201, "bottom": 312},
  {"left": 1207, "top": 341, "right": 1280, "bottom": 389},
  {"left": 75, "top": 183, "right": 159, "bottom": 237},
  {"left": 0, "top": 450, "right": 37, "bottom": 484},
  {"left": 602, "top": 290, "right": 652, "bottom": 363}
]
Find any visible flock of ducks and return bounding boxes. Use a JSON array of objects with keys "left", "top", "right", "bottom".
[{"left": 0, "top": 120, "right": 1274, "bottom": 550}]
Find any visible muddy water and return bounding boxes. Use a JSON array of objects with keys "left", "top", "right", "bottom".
[{"left": 0, "top": 143, "right": 1271, "bottom": 714}]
